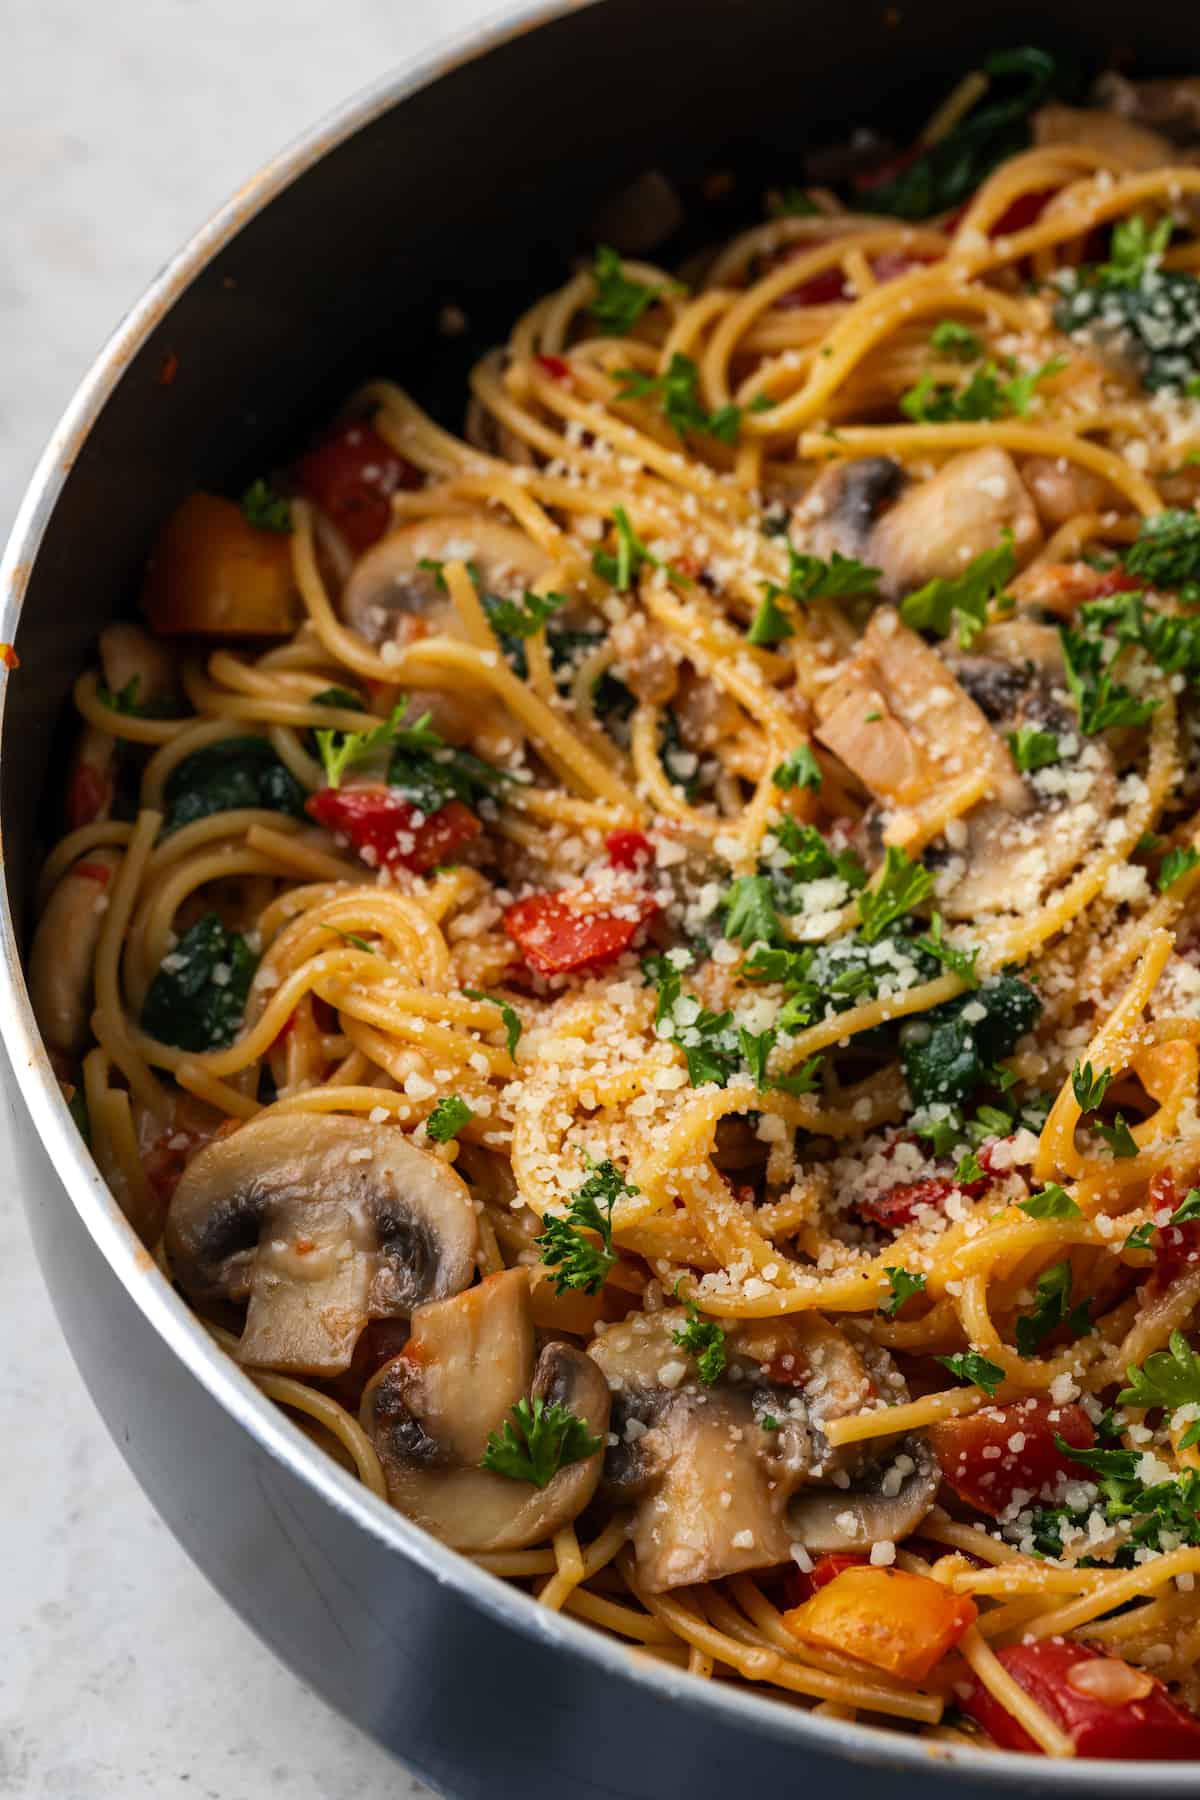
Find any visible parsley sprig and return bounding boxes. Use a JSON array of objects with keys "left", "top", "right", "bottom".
[
  {"left": 900, "top": 534, "right": 1015, "bottom": 649},
  {"left": 589, "top": 246, "right": 664, "bottom": 335},
  {"left": 538, "top": 1159, "right": 635, "bottom": 1295},
  {"left": 426, "top": 1095, "right": 473, "bottom": 1143},
  {"left": 671, "top": 1300, "right": 728, "bottom": 1384},
  {"left": 615, "top": 352, "right": 743, "bottom": 444},
  {"left": 858, "top": 846, "right": 934, "bottom": 942},
  {"left": 882, "top": 1266, "right": 927, "bottom": 1317},
  {"left": 1015, "top": 1261, "right": 1092, "bottom": 1357},
  {"left": 937, "top": 1350, "right": 1005, "bottom": 1397},
  {"left": 481, "top": 1397, "right": 602, "bottom": 1488}
]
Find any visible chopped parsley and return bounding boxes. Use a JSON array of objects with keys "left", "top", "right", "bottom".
[
  {"left": 539, "top": 1159, "right": 634, "bottom": 1294},
  {"left": 1007, "top": 725, "right": 1061, "bottom": 773},
  {"left": 481, "top": 1397, "right": 602, "bottom": 1488},
  {"left": 461, "top": 987, "right": 522, "bottom": 1056},
  {"left": 772, "top": 744, "right": 822, "bottom": 791},
  {"left": 616, "top": 352, "right": 743, "bottom": 444},
  {"left": 313, "top": 701, "right": 509, "bottom": 815},
  {"left": 1014, "top": 1261, "right": 1091, "bottom": 1357},
  {"left": 482, "top": 589, "right": 568, "bottom": 641},
  {"left": 738, "top": 1026, "right": 777, "bottom": 1090},
  {"left": 899, "top": 534, "right": 1015, "bottom": 648},
  {"left": 589, "top": 246, "right": 663, "bottom": 335},
  {"left": 1055, "top": 1434, "right": 1200, "bottom": 1555},
  {"left": 900, "top": 355, "right": 1064, "bottom": 425},
  {"left": 747, "top": 588, "right": 795, "bottom": 646},
  {"left": 592, "top": 504, "right": 686, "bottom": 591},
  {"left": 1170, "top": 1189, "right": 1200, "bottom": 1226},
  {"left": 1125, "top": 510, "right": 1200, "bottom": 596},
  {"left": 672, "top": 1301, "right": 728, "bottom": 1384},
  {"left": 931, "top": 320, "right": 983, "bottom": 359},
  {"left": 1118, "top": 1328, "right": 1200, "bottom": 1414},
  {"left": 857, "top": 846, "right": 934, "bottom": 942},
  {"left": 426, "top": 1095, "right": 473, "bottom": 1143},
  {"left": 936, "top": 1351, "right": 1006, "bottom": 1397},
  {"left": 724, "top": 874, "right": 783, "bottom": 948},
  {"left": 1059, "top": 622, "right": 1159, "bottom": 736},
  {"left": 1055, "top": 220, "right": 1200, "bottom": 396},
  {"left": 241, "top": 477, "right": 292, "bottom": 533},
  {"left": 882, "top": 1266, "right": 927, "bottom": 1317},
  {"left": 1159, "top": 845, "right": 1200, "bottom": 891},
  {"left": 1018, "top": 1183, "right": 1080, "bottom": 1220},
  {"left": 1071, "top": 1060, "right": 1112, "bottom": 1112},
  {"left": 775, "top": 819, "right": 866, "bottom": 890},
  {"left": 914, "top": 912, "right": 980, "bottom": 988},
  {"left": 1096, "top": 1115, "right": 1139, "bottom": 1159},
  {"left": 1124, "top": 1221, "right": 1156, "bottom": 1252}
]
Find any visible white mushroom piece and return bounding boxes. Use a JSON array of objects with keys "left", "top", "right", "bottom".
[
  {"left": 65, "top": 623, "right": 178, "bottom": 829},
  {"left": 801, "top": 449, "right": 1042, "bottom": 605},
  {"left": 588, "top": 1310, "right": 939, "bottom": 1593},
  {"left": 360, "top": 1267, "right": 610, "bottom": 1551},
  {"left": 165, "top": 1113, "right": 478, "bottom": 1376},
  {"left": 339, "top": 513, "right": 560, "bottom": 650},
  {"left": 29, "top": 849, "right": 123, "bottom": 1055}
]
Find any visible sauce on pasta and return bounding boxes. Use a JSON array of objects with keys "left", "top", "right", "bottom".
[{"left": 30, "top": 52, "right": 1200, "bottom": 1760}]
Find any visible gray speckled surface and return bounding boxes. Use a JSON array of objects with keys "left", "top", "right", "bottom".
[{"left": 0, "top": 2, "right": 502, "bottom": 1793}]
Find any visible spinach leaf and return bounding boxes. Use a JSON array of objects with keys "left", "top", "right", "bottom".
[
  {"left": 163, "top": 736, "right": 306, "bottom": 834},
  {"left": 141, "top": 914, "right": 257, "bottom": 1051},
  {"left": 902, "top": 973, "right": 1040, "bottom": 1107}
]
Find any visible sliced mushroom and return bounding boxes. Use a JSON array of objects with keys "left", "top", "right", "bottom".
[
  {"left": 30, "top": 849, "right": 123, "bottom": 1053},
  {"left": 1093, "top": 73, "right": 1200, "bottom": 149},
  {"left": 589, "top": 1308, "right": 939, "bottom": 1592},
  {"left": 361, "top": 1267, "right": 610, "bottom": 1551},
  {"left": 340, "top": 513, "right": 558, "bottom": 649},
  {"left": 165, "top": 1113, "right": 478, "bottom": 1375},
  {"left": 99, "top": 621, "right": 176, "bottom": 711},
  {"left": 1020, "top": 456, "right": 1115, "bottom": 531},
  {"left": 937, "top": 618, "right": 1116, "bottom": 919},
  {"left": 803, "top": 450, "right": 1041, "bottom": 603},
  {"left": 814, "top": 608, "right": 1024, "bottom": 813}
]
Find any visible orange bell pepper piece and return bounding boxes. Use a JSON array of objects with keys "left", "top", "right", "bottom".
[
  {"left": 142, "top": 492, "right": 300, "bottom": 637},
  {"left": 782, "top": 1565, "right": 977, "bottom": 1683}
]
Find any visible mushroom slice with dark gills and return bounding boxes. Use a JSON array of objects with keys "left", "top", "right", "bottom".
[
  {"left": 937, "top": 617, "right": 1117, "bottom": 920},
  {"left": 165, "top": 1113, "right": 478, "bottom": 1376},
  {"left": 340, "top": 512, "right": 561, "bottom": 650},
  {"left": 801, "top": 449, "right": 1041, "bottom": 604},
  {"left": 589, "top": 1309, "right": 939, "bottom": 1593},
  {"left": 814, "top": 608, "right": 1023, "bottom": 815},
  {"left": 360, "top": 1267, "right": 610, "bottom": 1551}
]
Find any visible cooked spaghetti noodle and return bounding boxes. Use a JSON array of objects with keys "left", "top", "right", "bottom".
[{"left": 30, "top": 53, "right": 1200, "bottom": 1761}]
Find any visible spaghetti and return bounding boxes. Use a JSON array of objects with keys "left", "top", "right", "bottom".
[{"left": 29, "top": 52, "right": 1200, "bottom": 1760}]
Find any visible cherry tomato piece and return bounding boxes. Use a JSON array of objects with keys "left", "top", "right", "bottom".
[
  {"left": 306, "top": 786, "right": 480, "bottom": 874},
  {"left": 295, "top": 421, "right": 420, "bottom": 553},
  {"left": 605, "top": 829, "right": 653, "bottom": 870},
  {"left": 503, "top": 890, "right": 658, "bottom": 977},
  {"left": 929, "top": 1399, "right": 1095, "bottom": 1517},
  {"left": 960, "top": 1640, "right": 1200, "bottom": 1758},
  {"left": 785, "top": 1552, "right": 868, "bottom": 1607}
]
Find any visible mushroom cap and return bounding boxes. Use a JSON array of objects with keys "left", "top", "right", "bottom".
[
  {"left": 786, "top": 1433, "right": 941, "bottom": 1552},
  {"left": 340, "top": 513, "right": 557, "bottom": 648},
  {"left": 165, "top": 1112, "right": 478, "bottom": 1376},
  {"left": 589, "top": 1309, "right": 939, "bottom": 1592},
  {"left": 361, "top": 1267, "right": 610, "bottom": 1552}
]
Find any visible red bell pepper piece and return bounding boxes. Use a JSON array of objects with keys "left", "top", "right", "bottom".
[
  {"left": 785, "top": 1552, "right": 868, "bottom": 1607},
  {"left": 306, "top": 785, "right": 480, "bottom": 874},
  {"left": 535, "top": 353, "right": 571, "bottom": 382},
  {"left": 504, "top": 889, "right": 658, "bottom": 977},
  {"left": 929, "top": 1399, "right": 1095, "bottom": 1517},
  {"left": 295, "top": 421, "right": 420, "bottom": 553},
  {"left": 960, "top": 1640, "right": 1200, "bottom": 1758},
  {"left": 67, "top": 761, "right": 112, "bottom": 830}
]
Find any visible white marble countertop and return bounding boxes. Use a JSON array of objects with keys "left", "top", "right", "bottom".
[{"left": 0, "top": 3, "right": 509, "bottom": 1793}]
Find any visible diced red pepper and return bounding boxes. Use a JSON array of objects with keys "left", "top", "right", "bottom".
[
  {"left": 1142, "top": 1172, "right": 1200, "bottom": 1292},
  {"left": 535, "top": 353, "right": 571, "bottom": 382},
  {"left": 306, "top": 785, "right": 480, "bottom": 874},
  {"left": 605, "top": 829, "right": 653, "bottom": 870},
  {"left": 860, "top": 1175, "right": 955, "bottom": 1230},
  {"left": 0, "top": 642, "right": 19, "bottom": 669},
  {"left": 785, "top": 1552, "right": 868, "bottom": 1607},
  {"left": 777, "top": 243, "right": 932, "bottom": 310},
  {"left": 73, "top": 861, "right": 115, "bottom": 887},
  {"left": 929, "top": 1399, "right": 1095, "bottom": 1517},
  {"left": 503, "top": 888, "right": 658, "bottom": 977},
  {"left": 295, "top": 421, "right": 420, "bottom": 553},
  {"left": 67, "top": 761, "right": 111, "bottom": 830},
  {"left": 852, "top": 144, "right": 923, "bottom": 196},
  {"left": 943, "top": 187, "right": 1056, "bottom": 239},
  {"left": 960, "top": 1640, "right": 1200, "bottom": 1759}
]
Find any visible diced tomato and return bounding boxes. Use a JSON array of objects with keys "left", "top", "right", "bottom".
[
  {"left": 306, "top": 785, "right": 480, "bottom": 874},
  {"left": 869, "top": 250, "right": 932, "bottom": 282},
  {"left": 295, "top": 421, "right": 420, "bottom": 553},
  {"left": 929, "top": 1399, "right": 1095, "bottom": 1517},
  {"left": 785, "top": 1552, "right": 867, "bottom": 1607},
  {"left": 605, "top": 829, "right": 653, "bottom": 870},
  {"left": 960, "top": 1640, "right": 1200, "bottom": 1758},
  {"left": 503, "top": 888, "right": 659, "bottom": 977},
  {"left": 783, "top": 1566, "right": 977, "bottom": 1683},
  {"left": 777, "top": 243, "right": 931, "bottom": 310},
  {"left": 1142, "top": 1172, "right": 1200, "bottom": 1292},
  {"left": 67, "top": 761, "right": 111, "bottom": 830},
  {"left": 1088, "top": 568, "right": 1143, "bottom": 599},
  {"left": 535, "top": 353, "right": 571, "bottom": 382}
]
